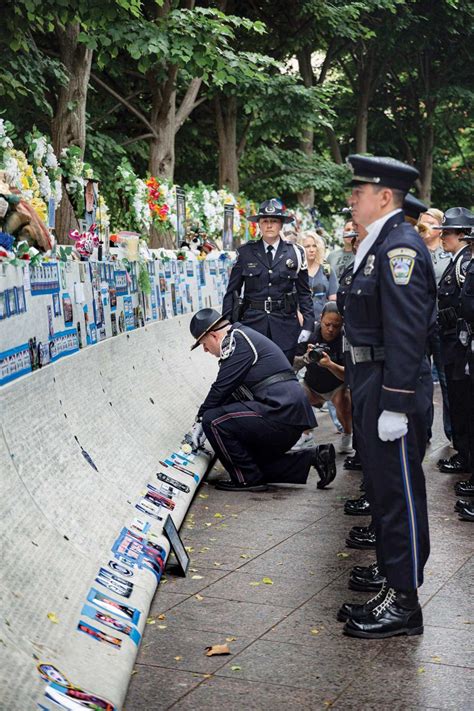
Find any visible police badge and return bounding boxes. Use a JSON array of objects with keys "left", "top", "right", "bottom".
[
  {"left": 364, "top": 255, "right": 375, "bottom": 276},
  {"left": 286, "top": 259, "right": 296, "bottom": 269}
]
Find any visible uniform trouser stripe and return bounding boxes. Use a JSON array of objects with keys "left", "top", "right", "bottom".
[
  {"left": 210, "top": 412, "right": 261, "bottom": 484},
  {"left": 399, "top": 434, "right": 420, "bottom": 589}
]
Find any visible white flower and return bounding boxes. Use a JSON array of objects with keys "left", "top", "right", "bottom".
[{"left": 33, "top": 136, "right": 47, "bottom": 163}]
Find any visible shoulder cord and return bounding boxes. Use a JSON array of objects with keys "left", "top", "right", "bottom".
[
  {"left": 231, "top": 328, "right": 258, "bottom": 364},
  {"left": 455, "top": 253, "right": 466, "bottom": 288}
]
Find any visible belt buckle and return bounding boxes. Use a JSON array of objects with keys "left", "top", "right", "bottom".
[{"left": 264, "top": 298, "right": 272, "bottom": 314}]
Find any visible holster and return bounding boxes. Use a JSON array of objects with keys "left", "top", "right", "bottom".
[
  {"left": 438, "top": 306, "right": 458, "bottom": 332},
  {"left": 284, "top": 291, "right": 297, "bottom": 314},
  {"left": 231, "top": 290, "right": 245, "bottom": 322}
]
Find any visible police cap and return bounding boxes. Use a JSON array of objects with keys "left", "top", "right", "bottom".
[
  {"left": 433, "top": 207, "right": 474, "bottom": 233},
  {"left": 403, "top": 193, "right": 428, "bottom": 220},
  {"left": 190, "top": 308, "right": 228, "bottom": 350},
  {"left": 248, "top": 198, "right": 293, "bottom": 224},
  {"left": 347, "top": 155, "right": 419, "bottom": 193}
]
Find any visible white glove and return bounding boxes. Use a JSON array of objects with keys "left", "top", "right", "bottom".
[
  {"left": 298, "top": 329, "right": 312, "bottom": 343},
  {"left": 377, "top": 410, "right": 408, "bottom": 442},
  {"left": 190, "top": 421, "right": 206, "bottom": 450}
]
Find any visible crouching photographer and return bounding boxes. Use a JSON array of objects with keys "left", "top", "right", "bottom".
[{"left": 294, "top": 302, "right": 352, "bottom": 453}]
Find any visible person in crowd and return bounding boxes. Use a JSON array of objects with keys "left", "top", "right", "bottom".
[
  {"left": 222, "top": 199, "right": 315, "bottom": 363},
  {"left": 453, "top": 211, "right": 474, "bottom": 520},
  {"left": 294, "top": 303, "right": 353, "bottom": 454},
  {"left": 327, "top": 220, "right": 357, "bottom": 280},
  {"left": 338, "top": 154, "right": 436, "bottom": 640},
  {"left": 415, "top": 207, "right": 452, "bottom": 442},
  {"left": 282, "top": 223, "right": 299, "bottom": 244},
  {"left": 403, "top": 193, "right": 427, "bottom": 224},
  {"left": 302, "top": 230, "right": 338, "bottom": 325},
  {"left": 435, "top": 208, "right": 473, "bottom": 475},
  {"left": 187, "top": 308, "right": 336, "bottom": 492}
]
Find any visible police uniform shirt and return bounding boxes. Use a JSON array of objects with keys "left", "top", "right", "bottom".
[
  {"left": 197, "top": 323, "right": 316, "bottom": 428},
  {"left": 437, "top": 244, "right": 471, "bottom": 365},
  {"left": 327, "top": 248, "right": 355, "bottom": 280},
  {"left": 295, "top": 327, "right": 344, "bottom": 394},
  {"left": 429, "top": 245, "right": 451, "bottom": 284}
]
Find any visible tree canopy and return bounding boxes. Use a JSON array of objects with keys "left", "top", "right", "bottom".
[{"left": 1, "top": 0, "right": 472, "bottom": 234}]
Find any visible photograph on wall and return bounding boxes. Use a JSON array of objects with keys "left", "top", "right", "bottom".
[
  {"left": 175, "top": 186, "right": 186, "bottom": 248},
  {"left": 110, "top": 312, "right": 118, "bottom": 337},
  {"left": 109, "top": 284, "right": 117, "bottom": 311},
  {"left": 159, "top": 275, "right": 167, "bottom": 293},
  {"left": 111, "top": 527, "right": 166, "bottom": 582},
  {"left": 170, "top": 283, "right": 177, "bottom": 316},
  {"left": 0, "top": 344, "right": 32, "bottom": 385},
  {"left": 5, "top": 288, "right": 16, "bottom": 316},
  {"left": 52, "top": 292, "right": 61, "bottom": 317},
  {"left": 79, "top": 262, "right": 87, "bottom": 283},
  {"left": 43, "top": 679, "right": 118, "bottom": 711},
  {"left": 47, "top": 305, "right": 54, "bottom": 337},
  {"left": 223, "top": 203, "right": 234, "bottom": 250},
  {"left": 198, "top": 260, "right": 206, "bottom": 286},
  {"left": 30, "top": 263, "right": 60, "bottom": 295},
  {"left": 77, "top": 620, "right": 122, "bottom": 649},
  {"left": 81, "top": 604, "right": 141, "bottom": 646},
  {"left": 87, "top": 587, "right": 141, "bottom": 624},
  {"left": 96, "top": 567, "right": 133, "bottom": 598},
  {"left": 62, "top": 293, "right": 73, "bottom": 326},
  {"left": 123, "top": 295, "right": 134, "bottom": 331},
  {"left": 89, "top": 323, "right": 97, "bottom": 344},
  {"left": 37, "top": 342, "right": 51, "bottom": 368},
  {"left": 186, "top": 261, "right": 194, "bottom": 277},
  {"left": 164, "top": 262, "right": 171, "bottom": 279},
  {"left": 0, "top": 291, "right": 6, "bottom": 320},
  {"left": 115, "top": 270, "right": 128, "bottom": 296},
  {"left": 59, "top": 263, "right": 67, "bottom": 290}
]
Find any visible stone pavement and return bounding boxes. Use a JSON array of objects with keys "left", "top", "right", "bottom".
[{"left": 125, "top": 392, "right": 473, "bottom": 710}]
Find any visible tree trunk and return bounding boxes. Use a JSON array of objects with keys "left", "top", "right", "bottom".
[
  {"left": 51, "top": 23, "right": 93, "bottom": 243},
  {"left": 148, "top": 75, "right": 177, "bottom": 180},
  {"left": 355, "top": 79, "right": 370, "bottom": 154},
  {"left": 418, "top": 120, "right": 435, "bottom": 204},
  {"left": 296, "top": 47, "right": 315, "bottom": 207},
  {"left": 215, "top": 95, "right": 239, "bottom": 194}
]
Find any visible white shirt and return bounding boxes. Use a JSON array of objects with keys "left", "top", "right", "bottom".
[
  {"left": 353, "top": 209, "right": 402, "bottom": 273},
  {"left": 262, "top": 237, "right": 281, "bottom": 259},
  {"left": 452, "top": 245, "right": 466, "bottom": 261}
]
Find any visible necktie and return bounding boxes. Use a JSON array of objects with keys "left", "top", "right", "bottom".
[{"left": 266, "top": 244, "right": 273, "bottom": 267}]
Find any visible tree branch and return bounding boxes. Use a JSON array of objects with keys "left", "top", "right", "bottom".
[
  {"left": 175, "top": 77, "right": 203, "bottom": 130},
  {"left": 89, "top": 72, "right": 158, "bottom": 138},
  {"left": 120, "top": 133, "right": 154, "bottom": 147},
  {"left": 90, "top": 90, "right": 142, "bottom": 126}
]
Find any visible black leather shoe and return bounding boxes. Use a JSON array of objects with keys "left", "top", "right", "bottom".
[
  {"left": 456, "top": 499, "right": 474, "bottom": 521},
  {"left": 343, "top": 588, "right": 423, "bottom": 638},
  {"left": 349, "top": 523, "right": 373, "bottom": 537},
  {"left": 437, "top": 453, "right": 461, "bottom": 468},
  {"left": 346, "top": 531, "right": 376, "bottom": 551},
  {"left": 343, "top": 454, "right": 362, "bottom": 471},
  {"left": 344, "top": 494, "right": 371, "bottom": 516},
  {"left": 311, "top": 444, "right": 337, "bottom": 489},
  {"left": 337, "top": 581, "right": 387, "bottom": 622},
  {"left": 349, "top": 563, "right": 386, "bottom": 592},
  {"left": 438, "top": 456, "right": 468, "bottom": 474},
  {"left": 350, "top": 561, "right": 378, "bottom": 578},
  {"left": 215, "top": 480, "right": 269, "bottom": 492},
  {"left": 454, "top": 479, "right": 474, "bottom": 497}
]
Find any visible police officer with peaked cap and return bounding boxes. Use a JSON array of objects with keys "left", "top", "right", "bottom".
[
  {"left": 222, "top": 199, "right": 315, "bottom": 363},
  {"left": 403, "top": 193, "right": 427, "bottom": 224},
  {"left": 186, "top": 308, "right": 336, "bottom": 492},
  {"left": 434, "top": 208, "right": 473, "bottom": 475},
  {"left": 337, "top": 155, "right": 436, "bottom": 639},
  {"left": 454, "top": 211, "right": 474, "bottom": 517}
]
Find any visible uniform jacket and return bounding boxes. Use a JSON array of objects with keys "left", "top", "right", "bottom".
[
  {"left": 437, "top": 244, "right": 471, "bottom": 366},
  {"left": 459, "top": 255, "right": 474, "bottom": 379},
  {"left": 197, "top": 323, "right": 316, "bottom": 428},
  {"left": 222, "top": 239, "right": 314, "bottom": 352},
  {"left": 344, "top": 211, "right": 437, "bottom": 413}
]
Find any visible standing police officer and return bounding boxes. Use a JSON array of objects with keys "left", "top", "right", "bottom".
[
  {"left": 222, "top": 199, "right": 315, "bottom": 362},
  {"left": 338, "top": 155, "right": 436, "bottom": 639},
  {"left": 434, "top": 208, "right": 472, "bottom": 475}
]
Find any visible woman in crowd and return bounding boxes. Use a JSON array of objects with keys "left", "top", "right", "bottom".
[
  {"left": 294, "top": 302, "right": 352, "bottom": 454},
  {"left": 302, "top": 231, "right": 338, "bottom": 325}
]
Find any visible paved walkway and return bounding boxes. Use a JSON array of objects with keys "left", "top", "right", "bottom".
[{"left": 125, "top": 392, "right": 473, "bottom": 710}]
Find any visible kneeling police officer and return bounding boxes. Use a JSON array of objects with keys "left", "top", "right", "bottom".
[{"left": 186, "top": 308, "right": 336, "bottom": 492}]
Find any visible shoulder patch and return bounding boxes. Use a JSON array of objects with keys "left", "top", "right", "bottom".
[
  {"left": 387, "top": 247, "right": 417, "bottom": 285},
  {"left": 220, "top": 331, "right": 236, "bottom": 360}
]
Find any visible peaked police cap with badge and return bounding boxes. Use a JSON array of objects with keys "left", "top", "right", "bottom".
[
  {"left": 247, "top": 198, "right": 294, "bottom": 224},
  {"left": 347, "top": 155, "right": 419, "bottom": 193},
  {"left": 432, "top": 207, "right": 474, "bottom": 234}
]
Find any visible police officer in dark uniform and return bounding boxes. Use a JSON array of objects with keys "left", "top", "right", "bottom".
[
  {"left": 222, "top": 199, "right": 315, "bottom": 363},
  {"left": 440, "top": 209, "right": 474, "bottom": 517},
  {"left": 186, "top": 308, "right": 336, "bottom": 492},
  {"left": 434, "top": 208, "right": 472, "bottom": 475},
  {"left": 337, "top": 155, "right": 436, "bottom": 639}
]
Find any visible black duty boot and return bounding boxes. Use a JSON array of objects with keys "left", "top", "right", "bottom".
[
  {"left": 456, "top": 499, "right": 474, "bottom": 521},
  {"left": 346, "top": 522, "right": 376, "bottom": 549},
  {"left": 343, "top": 454, "right": 362, "bottom": 471},
  {"left": 344, "top": 494, "right": 371, "bottom": 517},
  {"left": 343, "top": 588, "right": 423, "bottom": 639},
  {"left": 337, "top": 581, "right": 387, "bottom": 622},
  {"left": 349, "top": 562, "right": 386, "bottom": 592},
  {"left": 311, "top": 444, "right": 337, "bottom": 489},
  {"left": 215, "top": 480, "right": 269, "bottom": 492},
  {"left": 454, "top": 479, "right": 474, "bottom": 497},
  {"left": 438, "top": 454, "right": 469, "bottom": 474}
]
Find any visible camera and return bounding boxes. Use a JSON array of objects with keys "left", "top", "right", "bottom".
[{"left": 307, "top": 344, "right": 330, "bottom": 364}]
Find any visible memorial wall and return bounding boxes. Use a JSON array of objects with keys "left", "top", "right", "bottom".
[{"left": 0, "top": 253, "right": 227, "bottom": 709}]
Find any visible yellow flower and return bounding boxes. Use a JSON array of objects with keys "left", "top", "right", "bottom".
[{"left": 31, "top": 196, "right": 48, "bottom": 223}]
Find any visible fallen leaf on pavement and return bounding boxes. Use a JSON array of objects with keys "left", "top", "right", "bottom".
[
  {"left": 191, "top": 574, "right": 203, "bottom": 580},
  {"left": 47, "top": 613, "right": 59, "bottom": 624},
  {"left": 337, "top": 552, "right": 350, "bottom": 558},
  {"left": 249, "top": 581, "right": 261, "bottom": 587},
  {"left": 198, "top": 494, "right": 209, "bottom": 499},
  {"left": 262, "top": 577, "right": 274, "bottom": 585},
  {"left": 158, "top": 614, "right": 166, "bottom": 620},
  {"left": 214, "top": 513, "right": 224, "bottom": 518},
  {"left": 205, "top": 644, "right": 231, "bottom": 657},
  {"left": 240, "top": 554, "right": 250, "bottom": 559},
  {"left": 417, "top": 667, "right": 425, "bottom": 674},
  {"left": 226, "top": 636, "right": 237, "bottom": 642},
  {"left": 231, "top": 665, "right": 241, "bottom": 672},
  {"left": 146, "top": 618, "right": 156, "bottom": 625},
  {"left": 195, "top": 594, "right": 204, "bottom": 601},
  {"left": 174, "top": 656, "right": 182, "bottom": 661},
  {"left": 310, "top": 628, "right": 320, "bottom": 635}
]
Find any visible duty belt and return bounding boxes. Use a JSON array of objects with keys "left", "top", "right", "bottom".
[
  {"left": 246, "top": 298, "right": 286, "bottom": 314},
  {"left": 233, "top": 370, "right": 297, "bottom": 402},
  {"left": 343, "top": 337, "right": 385, "bottom": 364}
]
